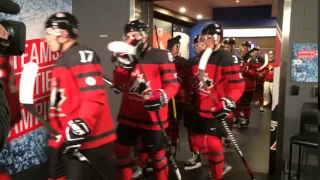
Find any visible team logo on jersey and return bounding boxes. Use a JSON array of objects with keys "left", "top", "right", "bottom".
[
  {"left": 129, "top": 69, "right": 150, "bottom": 96},
  {"left": 191, "top": 72, "right": 213, "bottom": 92}
]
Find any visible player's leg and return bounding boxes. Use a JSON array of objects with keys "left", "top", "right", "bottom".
[
  {"left": 47, "top": 146, "right": 65, "bottom": 180},
  {"left": 64, "top": 143, "right": 115, "bottom": 180},
  {"left": 142, "top": 130, "right": 168, "bottom": 180},
  {"left": 263, "top": 81, "right": 270, "bottom": 106},
  {"left": 256, "top": 83, "right": 264, "bottom": 113},
  {"left": 114, "top": 124, "right": 141, "bottom": 180},
  {"left": 132, "top": 136, "right": 149, "bottom": 179},
  {"left": 206, "top": 119, "right": 225, "bottom": 180},
  {"left": 239, "top": 91, "right": 254, "bottom": 128}
]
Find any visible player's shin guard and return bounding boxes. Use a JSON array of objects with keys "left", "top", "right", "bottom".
[
  {"left": 187, "top": 129, "right": 199, "bottom": 152},
  {"left": 149, "top": 150, "right": 168, "bottom": 180},
  {"left": 114, "top": 143, "right": 133, "bottom": 180},
  {"left": 136, "top": 137, "right": 150, "bottom": 168},
  {"left": 207, "top": 135, "right": 224, "bottom": 180},
  {"left": 193, "top": 133, "right": 208, "bottom": 159}
]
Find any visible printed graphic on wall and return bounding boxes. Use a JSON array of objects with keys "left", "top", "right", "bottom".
[
  {"left": 0, "top": 0, "right": 72, "bottom": 174},
  {"left": 173, "top": 24, "right": 190, "bottom": 59},
  {"left": 291, "top": 43, "right": 318, "bottom": 83},
  {"left": 153, "top": 18, "right": 172, "bottom": 50}
]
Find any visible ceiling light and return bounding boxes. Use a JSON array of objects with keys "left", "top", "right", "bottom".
[
  {"left": 197, "top": 14, "right": 203, "bottom": 19},
  {"left": 236, "top": 0, "right": 239, "bottom": 2},
  {"left": 179, "top": 7, "right": 186, "bottom": 13}
]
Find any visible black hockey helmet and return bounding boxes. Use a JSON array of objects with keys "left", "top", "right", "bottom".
[
  {"left": 124, "top": 19, "right": 149, "bottom": 36},
  {"left": 167, "top": 35, "right": 181, "bottom": 50},
  {"left": 223, "top": 37, "right": 236, "bottom": 45},
  {"left": 201, "top": 23, "right": 223, "bottom": 41},
  {"left": 193, "top": 34, "right": 201, "bottom": 44},
  {"left": 240, "top": 41, "right": 252, "bottom": 48},
  {"left": 45, "top": 12, "right": 79, "bottom": 39},
  {"left": 251, "top": 46, "right": 260, "bottom": 52}
]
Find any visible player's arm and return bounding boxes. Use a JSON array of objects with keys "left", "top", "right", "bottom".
[
  {"left": 159, "top": 51, "right": 180, "bottom": 99},
  {"left": 112, "top": 54, "right": 132, "bottom": 86},
  {"left": 223, "top": 55, "right": 245, "bottom": 103},
  {"left": 69, "top": 50, "right": 107, "bottom": 130},
  {"left": 212, "top": 54, "right": 245, "bottom": 120},
  {"left": 244, "top": 61, "right": 257, "bottom": 77},
  {"left": 143, "top": 51, "right": 180, "bottom": 111}
]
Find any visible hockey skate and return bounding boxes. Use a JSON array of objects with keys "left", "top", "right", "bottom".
[
  {"left": 260, "top": 106, "right": 264, "bottom": 114},
  {"left": 184, "top": 152, "right": 202, "bottom": 170},
  {"left": 132, "top": 166, "right": 147, "bottom": 180},
  {"left": 238, "top": 117, "right": 248, "bottom": 129},
  {"left": 223, "top": 163, "right": 232, "bottom": 175}
]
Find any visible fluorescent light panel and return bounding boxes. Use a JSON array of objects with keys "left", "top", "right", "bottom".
[{"left": 224, "top": 28, "right": 276, "bottom": 37}]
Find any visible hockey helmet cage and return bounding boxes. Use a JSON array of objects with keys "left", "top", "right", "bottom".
[
  {"left": 223, "top": 37, "right": 236, "bottom": 45},
  {"left": 124, "top": 19, "right": 149, "bottom": 36},
  {"left": 193, "top": 34, "right": 201, "bottom": 44},
  {"left": 167, "top": 35, "right": 181, "bottom": 50},
  {"left": 240, "top": 41, "right": 252, "bottom": 48},
  {"left": 201, "top": 23, "right": 223, "bottom": 40},
  {"left": 45, "top": 12, "right": 79, "bottom": 38}
]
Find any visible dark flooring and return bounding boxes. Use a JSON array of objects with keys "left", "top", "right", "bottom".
[{"left": 145, "top": 105, "right": 273, "bottom": 180}]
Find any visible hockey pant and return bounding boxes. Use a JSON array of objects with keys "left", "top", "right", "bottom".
[
  {"left": 114, "top": 123, "right": 168, "bottom": 180},
  {"left": 255, "top": 83, "right": 264, "bottom": 106},
  {"left": 48, "top": 143, "right": 115, "bottom": 180},
  {"left": 233, "top": 91, "right": 254, "bottom": 124},
  {"left": 263, "top": 81, "right": 273, "bottom": 105}
]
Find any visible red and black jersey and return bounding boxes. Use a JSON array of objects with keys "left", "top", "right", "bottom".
[
  {"left": 240, "top": 57, "right": 257, "bottom": 92},
  {"left": 0, "top": 56, "right": 20, "bottom": 124},
  {"left": 48, "top": 44, "right": 116, "bottom": 150},
  {"left": 113, "top": 48, "right": 180, "bottom": 130},
  {"left": 186, "top": 50, "right": 245, "bottom": 118},
  {"left": 173, "top": 56, "right": 187, "bottom": 103},
  {"left": 255, "top": 56, "right": 269, "bottom": 84},
  {"left": 265, "top": 61, "right": 275, "bottom": 82}
]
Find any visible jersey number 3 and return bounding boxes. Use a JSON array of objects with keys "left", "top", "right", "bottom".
[{"left": 79, "top": 50, "right": 93, "bottom": 63}]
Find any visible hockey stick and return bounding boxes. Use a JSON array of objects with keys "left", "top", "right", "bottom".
[
  {"left": 19, "top": 62, "right": 108, "bottom": 180},
  {"left": 198, "top": 48, "right": 256, "bottom": 180},
  {"left": 102, "top": 77, "right": 123, "bottom": 93},
  {"left": 154, "top": 25, "right": 179, "bottom": 151},
  {"left": 108, "top": 41, "right": 182, "bottom": 180}
]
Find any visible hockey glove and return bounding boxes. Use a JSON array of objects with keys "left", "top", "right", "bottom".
[
  {"left": 212, "top": 98, "right": 236, "bottom": 121},
  {"left": 111, "top": 84, "right": 123, "bottom": 94},
  {"left": 50, "top": 119, "right": 91, "bottom": 155},
  {"left": 113, "top": 53, "right": 136, "bottom": 69},
  {"left": 144, "top": 89, "right": 168, "bottom": 111}
]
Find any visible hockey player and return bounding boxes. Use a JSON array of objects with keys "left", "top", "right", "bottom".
[
  {"left": 132, "top": 35, "right": 187, "bottom": 179},
  {"left": 112, "top": 19, "right": 179, "bottom": 180},
  {"left": 233, "top": 41, "right": 258, "bottom": 128},
  {"left": 184, "top": 23, "right": 244, "bottom": 179},
  {"left": 165, "top": 35, "right": 187, "bottom": 156},
  {"left": 263, "top": 50, "right": 275, "bottom": 106},
  {"left": 44, "top": 12, "right": 116, "bottom": 180},
  {"left": 183, "top": 34, "right": 206, "bottom": 171},
  {"left": 251, "top": 46, "right": 269, "bottom": 114}
]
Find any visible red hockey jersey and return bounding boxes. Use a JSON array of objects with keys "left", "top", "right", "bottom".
[
  {"left": 240, "top": 57, "right": 257, "bottom": 92},
  {"left": 113, "top": 48, "right": 180, "bottom": 130},
  {"left": 265, "top": 62, "right": 274, "bottom": 82},
  {"left": 185, "top": 50, "right": 245, "bottom": 118},
  {"left": 48, "top": 44, "right": 116, "bottom": 150},
  {"left": 0, "top": 56, "right": 20, "bottom": 125},
  {"left": 255, "top": 56, "right": 269, "bottom": 84}
]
